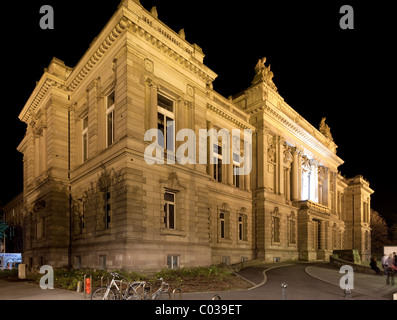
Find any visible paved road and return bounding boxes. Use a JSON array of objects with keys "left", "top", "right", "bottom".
[
  {"left": 185, "top": 262, "right": 397, "bottom": 300},
  {"left": 184, "top": 263, "right": 345, "bottom": 300},
  {"left": 0, "top": 262, "right": 396, "bottom": 300}
]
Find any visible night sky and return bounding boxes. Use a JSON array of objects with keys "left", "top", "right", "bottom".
[{"left": 1, "top": 1, "right": 395, "bottom": 226}]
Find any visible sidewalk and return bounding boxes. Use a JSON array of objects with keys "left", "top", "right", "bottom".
[
  {"left": 0, "top": 279, "right": 86, "bottom": 300},
  {"left": 305, "top": 263, "right": 397, "bottom": 300}
]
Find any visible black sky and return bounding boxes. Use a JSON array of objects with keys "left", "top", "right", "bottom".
[{"left": 1, "top": 1, "right": 396, "bottom": 226}]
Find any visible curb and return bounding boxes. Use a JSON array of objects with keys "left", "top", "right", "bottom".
[
  {"left": 304, "top": 265, "right": 396, "bottom": 300},
  {"left": 246, "top": 264, "right": 294, "bottom": 291}
]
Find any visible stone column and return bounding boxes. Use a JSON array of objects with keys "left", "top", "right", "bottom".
[
  {"left": 176, "top": 99, "right": 186, "bottom": 151},
  {"left": 207, "top": 121, "right": 214, "bottom": 179},
  {"left": 285, "top": 167, "right": 291, "bottom": 201},
  {"left": 319, "top": 220, "right": 325, "bottom": 250},
  {"left": 34, "top": 134, "right": 40, "bottom": 177},
  {"left": 276, "top": 136, "right": 284, "bottom": 195},
  {"left": 227, "top": 135, "right": 233, "bottom": 185},
  {"left": 297, "top": 150, "right": 302, "bottom": 200},
  {"left": 42, "top": 127, "right": 48, "bottom": 174},
  {"left": 311, "top": 160, "right": 319, "bottom": 202},
  {"left": 256, "top": 127, "right": 268, "bottom": 188},
  {"left": 291, "top": 148, "right": 299, "bottom": 201},
  {"left": 149, "top": 83, "right": 158, "bottom": 131},
  {"left": 244, "top": 144, "right": 251, "bottom": 191}
]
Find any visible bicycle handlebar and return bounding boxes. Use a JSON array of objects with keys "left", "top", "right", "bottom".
[{"left": 110, "top": 272, "right": 122, "bottom": 278}]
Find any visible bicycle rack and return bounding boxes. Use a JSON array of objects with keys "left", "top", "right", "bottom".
[
  {"left": 100, "top": 275, "right": 109, "bottom": 287},
  {"left": 83, "top": 273, "right": 92, "bottom": 299},
  {"left": 143, "top": 282, "right": 152, "bottom": 300},
  {"left": 212, "top": 294, "right": 221, "bottom": 300},
  {"left": 172, "top": 288, "right": 182, "bottom": 300},
  {"left": 119, "top": 279, "right": 129, "bottom": 299}
]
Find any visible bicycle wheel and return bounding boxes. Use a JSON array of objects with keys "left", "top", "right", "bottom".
[
  {"left": 126, "top": 283, "right": 144, "bottom": 300},
  {"left": 91, "top": 287, "right": 116, "bottom": 300}
]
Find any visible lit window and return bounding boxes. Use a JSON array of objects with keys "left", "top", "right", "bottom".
[
  {"left": 213, "top": 144, "right": 222, "bottom": 182},
  {"left": 82, "top": 116, "right": 88, "bottom": 162},
  {"left": 106, "top": 92, "right": 115, "bottom": 147},
  {"left": 220, "top": 212, "right": 225, "bottom": 239},
  {"left": 157, "top": 93, "right": 174, "bottom": 154},
  {"left": 233, "top": 151, "right": 240, "bottom": 188}
]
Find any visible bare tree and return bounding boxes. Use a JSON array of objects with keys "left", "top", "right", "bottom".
[
  {"left": 370, "top": 210, "right": 389, "bottom": 254},
  {"left": 390, "top": 223, "right": 397, "bottom": 244}
]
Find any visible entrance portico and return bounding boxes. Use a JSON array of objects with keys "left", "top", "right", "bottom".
[{"left": 295, "top": 200, "right": 339, "bottom": 261}]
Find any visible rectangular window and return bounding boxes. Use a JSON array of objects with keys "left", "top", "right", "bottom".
[
  {"left": 213, "top": 144, "right": 222, "bottom": 182},
  {"left": 222, "top": 256, "right": 230, "bottom": 266},
  {"left": 273, "top": 216, "right": 280, "bottom": 243},
  {"left": 238, "top": 215, "right": 243, "bottom": 241},
  {"left": 233, "top": 150, "right": 241, "bottom": 188},
  {"left": 220, "top": 212, "right": 225, "bottom": 239},
  {"left": 164, "top": 191, "right": 175, "bottom": 229},
  {"left": 75, "top": 256, "right": 81, "bottom": 270},
  {"left": 167, "top": 255, "right": 179, "bottom": 269},
  {"left": 106, "top": 92, "right": 115, "bottom": 147},
  {"left": 157, "top": 93, "right": 175, "bottom": 153},
  {"left": 289, "top": 220, "right": 296, "bottom": 244},
  {"left": 82, "top": 116, "right": 88, "bottom": 162},
  {"left": 99, "top": 255, "right": 106, "bottom": 270}
]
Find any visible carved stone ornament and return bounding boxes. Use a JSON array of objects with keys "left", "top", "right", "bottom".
[
  {"left": 267, "top": 135, "right": 276, "bottom": 162},
  {"left": 319, "top": 117, "right": 334, "bottom": 142},
  {"left": 283, "top": 143, "right": 293, "bottom": 164},
  {"left": 301, "top": 155, "right": 312, "bottom": 171},
  {"left": 33, "top": 200, "right": 46, "bottom": 213},
  {"left": 318, "top": 165, "right": 328, "bottom": 182},
  {"left": 160, "top": 172, "right": 186, "bottom": 190},
  {"left": 252, "top": 57, "right": 278, "bottom": 91},
  {"left": 179, "top": 28, "right": 186, "bottom": 40},
  {"left": 144, "top": 58, "right": 154, "bottom": 73},
  {"left": 150, "top": 6, "right": 158, "bottom": 18}
]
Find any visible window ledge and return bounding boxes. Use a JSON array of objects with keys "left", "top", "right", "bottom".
[
  {"left": 217, "top": 238, "right": 232, "bottom": 244},
  {"left": 160, "top": 228, "right": 186, "bottom": 237}
]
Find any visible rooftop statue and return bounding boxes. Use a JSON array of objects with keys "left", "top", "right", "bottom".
[
  {"left": 319, "top": 117, "right": 334, "bottom": 141},
  {"left": 252, "top": 57, "right": 277, "bottom": 91}
]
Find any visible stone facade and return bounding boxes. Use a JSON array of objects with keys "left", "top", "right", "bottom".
[{"left": 14, "top": 0, "right": 373, "bottom": 272}]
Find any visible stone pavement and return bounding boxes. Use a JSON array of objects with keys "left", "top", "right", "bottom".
[{"left": 0, "top": 262, "right": 396, "bottom": 300}]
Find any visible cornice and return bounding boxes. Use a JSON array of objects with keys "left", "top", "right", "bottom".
[
  {"left": 250, "top": 99, "right": 343, "bottom": 168},
  {"left": 19, "top": 73, "right": 67, "bottom": 123},
  {"left": 124, "top": 11, "right": 217, "bottom": 84},
  {"left": 206, "top": 91, "right": 254, "bottom": 131},
  {"left": 206, "top": 103, "right": 253, "bottom": 131},
  {"left": 66, "top": 16, "right": 130, "bottom": 92},
  {"left": 245, "top": 82, "right": 338, "bottom": 152}
]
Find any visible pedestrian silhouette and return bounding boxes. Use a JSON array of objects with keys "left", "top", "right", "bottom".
[
  {"left": 369, "top": 257, "right": 382, "bottom": 276},
  {"left": 381, "top": 253, "right": 389, "bottom": 275},
  {"left": 386, "top": 254, "right": 397, "bottom": 285}
]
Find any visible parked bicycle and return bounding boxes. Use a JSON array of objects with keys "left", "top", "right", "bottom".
[
  {"left": 127, "top": 277, "right": 169, "bottom": 300},
  {"left": 91, "top": 272, "right": 145, "bottom": 300}
]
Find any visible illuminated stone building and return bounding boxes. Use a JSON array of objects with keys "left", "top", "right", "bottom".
[{"left": 15, "top": 0, "right": 373, "bottom": 272}]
